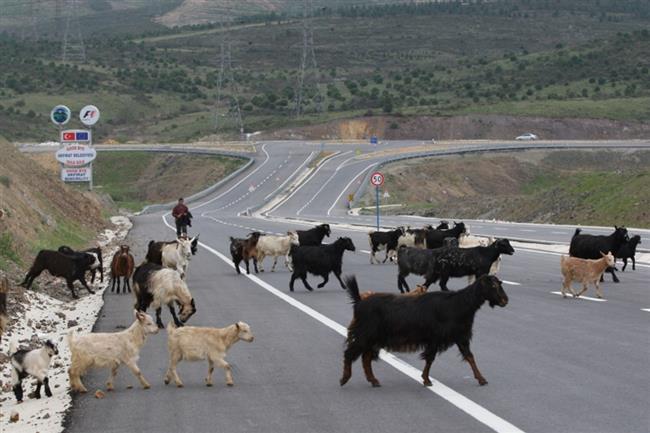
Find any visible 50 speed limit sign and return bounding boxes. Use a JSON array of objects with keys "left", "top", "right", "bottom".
[{"left": 370, "top": 172, "right": 384, "bottom": 187}]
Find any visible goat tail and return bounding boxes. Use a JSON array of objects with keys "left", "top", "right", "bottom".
[
  {"left": 572, "top": 228, "right": 582, "bottom": 238},
  {"left": 66, "top": 330, "right": 77, "bottom": 350},
  {"left": 343, "top": 275, "right": 362, "bottom": 305}
]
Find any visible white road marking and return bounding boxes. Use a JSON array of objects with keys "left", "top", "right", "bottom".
[
  {"left": 551, "top": 231, "right": 568, "bottom": 235},
  {"left": 501, "top": 280, "right": 521, "bottom": 286},
  {"left": 264, "top": 151, "right": 316, "bottom": 200},
  {"left": 296, "top": 151, "right": 354, "bottom": 215},
  {"left": 550, "top": 292, "right": 607, "bottom": 302},
  {"left": 194, "top": 143, "right": 272, "bottom": 211},
  {"left": 161, "top": 215, "right": 525, "bottom": 433},
  {"left": 641, "top": 308, "right": 650, "bottom": 313},
  {"left": 520, "top": 229, "right": 537, "bottom": 233},
  {"left": 327, "top": 163, "right": 376, "bottom": 216}
]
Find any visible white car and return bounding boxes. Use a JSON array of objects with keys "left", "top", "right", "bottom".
[{"left": 515, "top": 133, "right": 539, "bottom": 140}]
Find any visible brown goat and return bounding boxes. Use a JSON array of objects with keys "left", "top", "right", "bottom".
[
  {"left": 0, "top": 276, "right": 8, "bottom": 343},
  {"left": 111, "top": 245, "right": 135, "bottom": 294},
  {"left": 229, "top": 232, "right": 261, "bottom": 275},
  {"left": 360, "top": 284, "right": 428, "bottom": 300},
  {"left": 560, "top": 252, "right": 615, "bottom": 298}
]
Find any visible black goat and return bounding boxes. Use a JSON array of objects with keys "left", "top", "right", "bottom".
[
  {"left": 569, "top": 227, "right": 628, "bottom": 282},
  {"left": 289, "top": 237, "right": 355, "bottom": 291},
  {"left": 296, "top": 223, "right": 331, "bottom": 246},
  {"left": 617, "top": 235, "right": 642, "bottom": 271},
  {"left": 425, "top": 222, "right": 467, "bottom": 249},
  {"left": 229, "top": 232, "right": 261, "bottom": 275},
  {"left": 432, "top": 239, "right": 515, "bottom": 291},
  {"left": 21, "top": 250, "right": 97, "bottom": 298},
  {"left": 368, "top": 227, "right": 405, "bottom": 264},
  {"left": 58, "top": 246, "right": 103, "bottom": 283},
  {"left": 340, "top": 275, "right": 508, "bottom": 388},
  {"left": 396, "top": 246, "right": 444, "bottom": 293}
]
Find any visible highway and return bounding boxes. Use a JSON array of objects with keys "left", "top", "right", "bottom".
[{"left": 66, "top": 140, "right": 650, "bottom": 433}]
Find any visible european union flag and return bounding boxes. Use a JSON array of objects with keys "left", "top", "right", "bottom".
[{"left": 76, "top": 131, "right": 89, "bottom": 141}]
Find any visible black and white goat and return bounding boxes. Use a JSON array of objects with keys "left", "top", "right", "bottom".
[
  {"left": 58, "top": 246, "right": 103, "bottom": 283},
  {"left": 368, "top": 227, "right": 405, "bottom": 264},
  {"left": 288, "top": 237, "right": 356, "bottom": 291},
  {"left": 9, "top": 340, "right": 58, "bottom": 402}
]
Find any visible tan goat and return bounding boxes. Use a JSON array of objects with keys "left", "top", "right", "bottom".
[
  {"left": 560, "top": 252, "right": 615, "bottom": 298},
  {"left": 164, "top": 321, "right": 254, "bottom": 388},
  {"left": 360, "top": 284, "right": 429, "bottom": 300},
  {"left": 68, "top": 310, "right": 160, "bottom": 393}
]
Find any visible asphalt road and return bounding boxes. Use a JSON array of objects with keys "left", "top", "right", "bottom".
[{"left": 67, "top": 141, "right": 650, "bottom": 433}]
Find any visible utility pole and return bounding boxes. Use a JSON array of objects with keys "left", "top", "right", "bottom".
[
  {"left": 62, "top": 0, "right": 86, "bottom": 63},
  {"left": 294, "top": 0, "right": 321, "bottom": 117},
  {"left": 214, "top": 24, "right": 244, "bottom": 137}
]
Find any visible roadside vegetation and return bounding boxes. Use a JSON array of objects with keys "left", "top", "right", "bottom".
[
  {"left": 0, "top": 1, "right": 649, "bottom": 141},
  {"left": 359, "top": 150, "right": 650, "bottom": 228}
]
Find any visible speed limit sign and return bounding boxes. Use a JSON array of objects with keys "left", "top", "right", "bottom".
[{"left": 370, "top": 172, "right": 384, "bottom": 187}]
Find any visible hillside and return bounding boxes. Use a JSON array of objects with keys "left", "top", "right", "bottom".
[
  {"left": 359, "top": 150, "right": 650, "bottom": 227},
  {"left": 0, "top": 1, "right": 649, "bottom": 141},
  {"left": 0, "top": 137, "right": 109, "bottom": 271}
]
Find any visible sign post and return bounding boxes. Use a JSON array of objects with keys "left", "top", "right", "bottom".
[
  {"left": 370, "top": 171, "right": 384, "bottom": 230},
  {"left": 80, "top": 105, "right": 100, "bottom": 191}
]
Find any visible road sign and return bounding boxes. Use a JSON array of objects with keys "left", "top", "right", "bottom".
[
  {"left": 370, "top": 136, "right": 378, "bottom": 145},
  {"left": 56, "top": 144, "right": 97, "bottom": 166},
  {"left": 61, "top": 166, "right": 92, "bottom": 182},
  {"left": 50, "top": 105, "right": 71, "bottom": 126},
  {"left": 370, "top": 172, "right": 384, "bottom": 187},
  {"left": 79, "top": 105, "right": 100, "bottom": 126},
  {"left": 61, "top": 129, "right": 92, "bottom": 144}
]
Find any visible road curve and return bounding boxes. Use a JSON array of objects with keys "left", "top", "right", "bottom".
[{"left": 66, "top": 140, "right": 650, "bottom": 433}]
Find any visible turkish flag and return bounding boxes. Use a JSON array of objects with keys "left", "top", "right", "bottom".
[{"left": 62, "top": 132, "right": 75, "bottom": 141}]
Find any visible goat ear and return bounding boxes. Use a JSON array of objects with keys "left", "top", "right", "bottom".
[
  {"left": 236, "top": 322, "right": 240, "bottom": 330},
  {"left": 599, "top": 251, "right": 607, "bottom": 257}
]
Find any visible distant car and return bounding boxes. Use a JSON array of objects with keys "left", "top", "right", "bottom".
[{"left": 515, "top": 133, "right": 539, "bottom": 140}]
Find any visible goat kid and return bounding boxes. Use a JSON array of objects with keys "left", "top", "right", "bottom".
[
  {"left": 164, "top": 321, "right": 254, "bottom": 388},
  {"left": 68, "top": 310, "right": 159, "bottom": 393},
  {"left": 10, "top": 340, "right": 58, "bottom": 402},
  {"left": 560, "top": 252, "right": 616, "bottom": 299}
]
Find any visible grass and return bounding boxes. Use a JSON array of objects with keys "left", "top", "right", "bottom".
[
  {"left": 0, "top": 232, "right": 21, "bottom": 270},
  {"left": 30, "top": 218, "right": 94, "bottom": 255}
]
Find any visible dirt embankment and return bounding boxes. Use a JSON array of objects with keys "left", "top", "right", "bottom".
[
  {"left": 0, "top": 138, "right": 110, "bottom": 269},
  {"left": 362, "top": 150, "right": 650, "bottom": 227},
  {"left": 260, "top": 115, "right": 650, "bottom": 140}
]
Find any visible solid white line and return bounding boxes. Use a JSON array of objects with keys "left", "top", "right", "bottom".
[
  {"left": 327, "top": 163, "right": 376, "bottom": 216},
  {"left": 194, "top": 143, "right": 272, "bottom": 211},
  {"left": 550, "top": 292, "right": 607, "bottom": 302},
  {"left": 264, "top": 151, "right": 315, "bottom": 200},
  {"left": 641, "top": 309, "right": 650, "bottom": 313},
  {"left": 161, "top": 215, "right": 524, "bottom": 433},
  {"left": 501, "top": 280, "right": 521, "bottom": 286}
]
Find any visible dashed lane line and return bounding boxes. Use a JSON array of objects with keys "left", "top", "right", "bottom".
[
  {"left": 161, "top": 215, "right": 525, "bottom": 433},
  {"left": 550, "top": 292, "right": 607, "bottom": 302},
  {"left": 327, "top": 163, "right": 377, "bottom": 216},
  {"left": 641, "top": 309, "right": 650, "bottom": 313}
]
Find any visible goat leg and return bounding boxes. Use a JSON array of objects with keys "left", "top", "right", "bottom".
[
  {"left": 622, "top": 258, "right": 628, "bottom": 272},
  {"left": 457, "top": 341, "right": 487, "bottom": 386},
  {"left": 66, "top": 280, "right": 79, "bottom": 299},
  {"left": 334, "top": 271, "right": 346, "bottom": 290},
  {"left": 78, "top": 277, "right": 95, "bottom": 295},
  {"left": 169, "top": 304, "right": 183, "bottom": 327},
  {"left": 32, "top": 381, "right": 42, "bottom": 399},
  {"left": 125, "top": 360, "right": 150, "bottom": 389},
  {"left": 421, "top": 346, "right": 438, "bottom": 386},
  {"left": 317, "top": 274, "right": 329, "bottom": 289},
  {"left": 110, "top": 276, "right": 116, "bottom": 293},
  {"left": 438, "top": 275, "right": 450, "bottom": 291},
  {"left": 13, "top": 381, "right": 23, "bottom": 402},
  {"left": 155, "top": 307, "right": 165, "bottom": 329},
  {"left": 253, "top": 257, "right": 259, "bottom": 274},
  {"left": 126, "top": 277, "right": 132, "bottom": 293},
  {"left": 43, "top": 377, "right": 52, "bottom": 397},
  {"left": 632, "top": 257, "right": 636, "bottom": 271},
  {"left": 362, "top": 352, "right": 380, "bottom": 387},
  {"left": 289, "top": 274, "right": 297, "bottom": 292},
  {"left": 301, "top": 275, "right": 314, "bottom": 291}
]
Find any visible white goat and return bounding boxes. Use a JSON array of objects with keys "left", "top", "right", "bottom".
[
  {"left": 10, "top": 339, "right": 58, "bottom": 402},
  {"left": 68, "top": 310, "right": 160, "bottom": 393},
  {"left": 256, "top": 232, "right": 299, "bottom": 272},
  {"left": 560, "top": 252, "right": 616, "bottom": 298},
  {"left": 146, "top": 236, "right": 199, "bottom": 279},
  {"left": 164, "top": 321, "right": 254, "bottom": 388}
]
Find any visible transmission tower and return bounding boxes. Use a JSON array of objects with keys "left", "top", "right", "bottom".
[
  {"left": 294, "top": 0, "right": 321, "bottom": 117},
  {"left": 214, "top": 28, "right": 244, "bottom": 136},
  {"left": 62, "top": 0, "right": 86, "bottom": 63},
  {"left": 20, "top": 0, "right": 39, "bottom": 40}
]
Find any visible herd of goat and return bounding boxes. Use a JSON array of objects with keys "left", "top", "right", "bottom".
[{"left": 7, "top": 221, "right": 643, "bottom": 401}]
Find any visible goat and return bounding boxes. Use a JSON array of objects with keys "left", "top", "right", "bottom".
[
  {"left": 458, "top": 234, "right": 501, "bottom": 279},
  {"left": 146, "top": 235, "right": 199, "bottom": 279},
  {"left": 58, "top": 246, "right": 103, "bottom": 283},
  {"left": 340, "top": 275, "right": 508, "bottom": 388},
  {"left": 0, "top": 276, "right": 7, "bottom": 343},
  {"left": 229, "top": 232, "right": 261, "bottom": 275},
  {"left": 68, "top": 310, "right": 159, "bottom": 393},
  {"left": 296, "top": 223, "right": 331, "bottom": 246},
  {"left": 21, "top": 250, "right": 97, "bottom": 298},
  {"left": 361, "top": 284, "right": 428, "bottom": 300},
  {"left": 560, "top": 252, "right": 616, "bottom": 298},
  {"left": 398, "top": 225, "right": 431, "bottom": 249},
  {"left": 368, "top": 227, "right": 405, "bottom": 264},
  {"left": 164, "top": 321, "right": 254, "bottom": 388},
  {"left": 433, "top": 239, "right": 515, "bottom": 291},
  {"left": 133, "top": 262, "right": 196, "bottom": 329},
  {"left": 110, "top": 245, "right": 135, "bottom": 294},
  {"left": 256, "top": 232, "right": 299, "bottom": 272},
  {"left": 396, "top": 246, "right": 445, "bottom": 293},
  {"left": 10, "top": 340, "right": 58, "bottom": 402},
  {"left": 425, "top": 222, "right": 467, "bottom": 249},
  {"left": 617, "top": 235, "right": 641, "bottom": 271},
  {"left": 569, "top": 227, "right": 628, "bottom": 283},
  {"left": 289, "top": 237, "right": 356, "bottom": 291}
]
